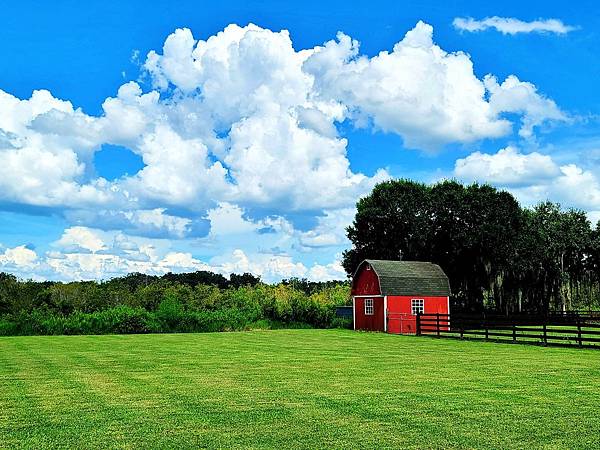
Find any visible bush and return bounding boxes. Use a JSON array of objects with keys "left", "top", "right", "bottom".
[
  {"left": 156, "top": 292, "right": 185, "bottom": 332},
  {"left": 0, "top": 317, "right": 17, "bottom": 336},
  {"left": 95, "top": 306, "right": 156, "bottom": 334}
]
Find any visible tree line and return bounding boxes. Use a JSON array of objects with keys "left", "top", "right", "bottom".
[
  {"left": 0, "top": 271, "right": 350, "bottom": 336},
  {"left": 343, "top": 179, "right": 600, "bottom": 314}
]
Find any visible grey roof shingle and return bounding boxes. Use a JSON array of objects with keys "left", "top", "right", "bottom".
[{"left": 358, "top": 259, "right": 450, "bottom": 296}]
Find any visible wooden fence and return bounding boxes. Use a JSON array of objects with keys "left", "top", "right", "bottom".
[{"left": 416, "top": 312, "right": 600, "bottom": 349}]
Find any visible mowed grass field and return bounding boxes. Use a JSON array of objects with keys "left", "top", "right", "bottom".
[{"left": 1, "top": 330, "right": 599, "bottom": 449}]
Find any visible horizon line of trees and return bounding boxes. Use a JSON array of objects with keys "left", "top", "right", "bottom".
[
  {"left": 0, "top": 271, "right": 350, "bottom": 336},
  {"left": 342, "top": 179, "right": 600, "bottom": 314}
]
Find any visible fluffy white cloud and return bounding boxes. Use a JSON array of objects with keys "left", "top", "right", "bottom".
[
  {"left": 143, "top": 24, "right": 387, "bottom": 210},
  {"left": 55, "top": 226, "right": 107, "bottom": 253},
  {"left": 455, "top": 147, "right": 600, "bottom": 217},
  {"left": 0, "top": 245, "right": 38, "bottom": 268},
  {"left": 122, "top": 124, "right": 230, "bottom": 208},
  {"left": 0, "top": 90, "right": 115, "bottom": 208},
  {"left": 485, "top": 75, "right": 567, "bottom": 138},
  {"left": 304, "top": 22, "right": 509, "bottom": 149},
  {"left": 206, "top": 202, "right": 260, "bottom": 236},
  {"left": 99, "top": 82, "right": 161, "bottom": 145},
  {"left": 203, "top": 202, "right": 352, "bottom": 254},
  {"left": 225, "top": 111, "right": 386, "bottom": 209},
  {"left": 210, "top": 248, "right": 346, "bottom": 282},
  {"left": 453, "top": 17, "right": 577, "bottom": 35},
  {"left": 303, "top": 21, "right": 566, "bottom": 149},
  {"left": 144, "top": 25, "right": 314, "bottom": 120},
  {"left": 42, "top": 228, "right": 213, "bottom": 280},
  {"left": 199, "top": 203, "right": 351, "bottom": 281},
  {"left": 0, "top": 89, "right": 74, "bottom": 135},
  {"left": 158, "top": 252, "right": 212, "bottom": 272},
  {"left": 550, "top": 164, "right": 600, "bottom": 210},
  {"left": 216, "top": 249, "right": 306, "bottom": 280},
  {"left": 454, "top": 146, "right": 560, "bottom": 185}
]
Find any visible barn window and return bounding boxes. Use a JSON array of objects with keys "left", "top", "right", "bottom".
[
  {"left": 411, "top": 299, "right": 424, "bottom": 315},
  {"left": 364, "top": 298, "right": 374, "bottom": 315}
]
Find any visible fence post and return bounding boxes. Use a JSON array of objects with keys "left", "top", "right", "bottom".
[
  {"left": 577, "top": 317, "right": 582, "bottom": 347},
  {"left": 416, "top": 312, "right": 421, "bottom": 336},
  {"left": 436, "top": 313, "right": 441, "bottom": 337},
  {"left": 512, "top": 321, "right": 517, "bottom": 343},
  {"left": 542, "top": 322, "right": 547, "bottom": 346},
  {"left": 484, "top": 314, "right": 488, "bottom": 340}
]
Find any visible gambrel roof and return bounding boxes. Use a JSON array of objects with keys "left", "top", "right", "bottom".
[{"left": 355, "top": 259, "right": 451, "bottom": 296}]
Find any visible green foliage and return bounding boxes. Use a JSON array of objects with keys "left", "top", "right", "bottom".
[
  {"left": 0, "top": 273, "right": 349, "bottom": 336},
  {"left": 161, "top": 270, "right": 229, "bottom": 289},
  {"left": 281, "top": 277, "right": 350, "bottom": 295},
  {"left": 229, "top": 272, "right": 261, "bottom": 288},
  {"left": 0, "top": 317, "right": 17, "bottom": 335},
  {"left": 188, "top": 284, "right": 224, "bottom": 311},
  {"left": 129, "top": 281, "right": 170, "bottom": 311},
  {"left": 156, "top": 290, "right": 185, "bottom": 331}
]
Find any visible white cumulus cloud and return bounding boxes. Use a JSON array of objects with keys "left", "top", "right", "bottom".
[
  {"left": 303, "top": 21, "right": 565, "bottom": 149},
  {"left": 455, "top": 147, "right": 600, "bottom": 220},
  {"left": 454, "top": 146, "right": 560, "bottom": 185},
  {"left": 485, "top": 75, "right": 568, "bottom": 138},
  {"left": 0, "top": 245, "right": 38, "bottom": 269},
  {"left": 55, "top": 226, "right": 108, "bottom": 253}
]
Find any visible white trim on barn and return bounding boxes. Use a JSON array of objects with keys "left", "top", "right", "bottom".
[
  {"left": 447, "top": 296, "right": 450, "bottom": 331},
  {"left": 352, "top": 295, "right": 385, "bottom": 298},
  {"left": 352, "top": 296, "right": 356, "bottom": 330},
  {"left": 384, "top": 295, "right": 388, "bottom": 332}
]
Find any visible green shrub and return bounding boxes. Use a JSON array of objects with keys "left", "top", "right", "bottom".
[
  {"left": 100, "top": 306, "right": 155, "bottom": 334},
  {"left": 189, "top": 284, "right": 223, "bottom": 311},
  {"left": 0, "top": 317, "right": 17, "bottom": 336},
  {"left": 131, "top": 282, "right": 170, "bottom": 311},
  {"left": 156, "top": 292, "right": 185, "bottom": 332}
]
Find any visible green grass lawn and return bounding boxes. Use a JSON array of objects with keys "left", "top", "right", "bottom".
[{"left": 1, "top": 330, "right": 599, "bottom": 449}]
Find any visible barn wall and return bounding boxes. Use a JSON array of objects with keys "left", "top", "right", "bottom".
[
  {"left": 387, "top": 295, "right": 449, "bottom": 334},
  {"left": 351, "top": 265, "right": 381, "bottom": 295},
  {"left": 354, "top": 296, "right": 385, "bottom": 331}
]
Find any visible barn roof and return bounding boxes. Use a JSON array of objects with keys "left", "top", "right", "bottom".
[{"left": 357, "top": 259, "right": 451, "bottom": 296}]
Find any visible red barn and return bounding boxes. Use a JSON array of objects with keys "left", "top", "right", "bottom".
[{"left": 352, "top": 259, "right": 451, "bottom": 334}]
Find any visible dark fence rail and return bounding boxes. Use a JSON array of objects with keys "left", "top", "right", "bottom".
[{"left": 416, "top": 312, "right": 600, "bottom": 349}]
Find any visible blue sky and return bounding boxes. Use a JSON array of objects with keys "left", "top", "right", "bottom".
[{"left": 0, "top": 0, "right": 598, "bottom": 281}]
